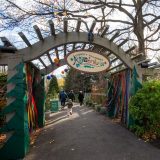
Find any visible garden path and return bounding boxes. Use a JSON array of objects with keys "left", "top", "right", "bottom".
[{"left": 24, "top": 104, "right": 160, "bottom": 160}]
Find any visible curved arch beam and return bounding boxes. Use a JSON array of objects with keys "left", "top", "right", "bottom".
[
  {"left": 41, "top": 59, "right": 66, "bottom": 74},
  {"left": 16, "top": 32, "right": 142, "bottom": 75},
  {"left": 1, "top": 32, "right": 143, "bottom": 76},
  {"left": 17, "top": 32, "right": 137, "bottom": 69},
  {"left": 16, "top": 32, "right": 126, "bottom": 63}
]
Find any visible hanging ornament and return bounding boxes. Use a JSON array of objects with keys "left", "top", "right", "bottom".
[
  {"left": 54, "top": 58, "right": 59, "bottom": 64},
  {"left": 47, "top": 75, "right": 51, "bottom": 80},
  {"left": 64, "top": 68, "right": 68, "bottom": 72}
]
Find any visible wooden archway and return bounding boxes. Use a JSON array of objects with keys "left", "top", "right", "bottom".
[
  {"left": 0, "top": 18, "right": 158, "bottom": 159},
  {"left": 0, "top": 18, "right": 149, "bottom": 77}
]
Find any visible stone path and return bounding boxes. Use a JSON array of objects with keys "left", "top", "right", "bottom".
[{"left": 24, "top": 104, "right": 160, "bottom": 160}]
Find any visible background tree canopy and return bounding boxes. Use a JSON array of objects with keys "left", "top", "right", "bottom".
[
  {"left": 64, "top": 68, "right": 92, "bottom": 93},
  {"left": 47, "top": 75, "right": 59, "bottom": 97}
]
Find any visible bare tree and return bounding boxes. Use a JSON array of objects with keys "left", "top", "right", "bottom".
[{"left": 0, "top": 0, "right": 160, "bottom": 56}]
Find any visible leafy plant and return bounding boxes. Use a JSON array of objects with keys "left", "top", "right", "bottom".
[
  {"left": 85, "top": 98, "right": 92, "bottom": 107},
  {"left": 95, "top": 105, "right": 101, "bottom": 112},
  {"left": 129, "top": 80, "right": 160, "bottom": 139},
  {"left": 100, "top": 107, "right": 107, "bottom": 115},
  {"left": 45, "top": 76, "right": 59, "bottom": 111}
]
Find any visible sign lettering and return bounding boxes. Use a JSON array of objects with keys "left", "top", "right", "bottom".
[{"left": 66, "top": 51, "right": 110, "bottom": 73}]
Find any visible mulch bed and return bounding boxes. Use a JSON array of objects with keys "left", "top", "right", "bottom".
[{"left": 30, "top": 128, "right": 42, "bottom": 145}]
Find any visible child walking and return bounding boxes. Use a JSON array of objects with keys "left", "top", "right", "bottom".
[{"left": 66, "top": 99, "right": 73, "bottom": 116}]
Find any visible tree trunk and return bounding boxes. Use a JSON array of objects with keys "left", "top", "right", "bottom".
[{"left": 133, "top": 0, "right": 146, "bottom": 56}]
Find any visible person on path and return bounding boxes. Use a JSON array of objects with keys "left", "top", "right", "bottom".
[
  {"left": 68, "top": 90, "right": 75, "bottom": 102},
  {"left": 78, "top": 91, "right": 84, "bottom": 106},
  {"left": 59, "top": 90, "right": 68, "bottom": 109},
  {"left": 65, "top": 99, "right": 73, "bottom": 116}
]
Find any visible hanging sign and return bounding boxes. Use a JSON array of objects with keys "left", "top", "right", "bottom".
[{"left": 66, "top": 50, "right": 110, "bottom": 73}]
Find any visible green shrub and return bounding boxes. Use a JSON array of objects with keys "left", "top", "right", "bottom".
[
  {"left": 86, "top": 99, "right": 94, "bottom": 107},
  {"left": 85, "top": 98, "right": 92, "bottom": 107},
  {"left": 95, "top": 105, "right": 101, "bottom": 112},
  {"left": 100, "top": 107, "right": 107, "bottom": 115},
  {"left": 129, "top": 80, "right": 160, "bottom": 139},
  {"left": 92, "top": 103, "right": 97, "bottom": 109},
  {"left": 45, "top": 76, "right": 59, "bottom": 111},
  {"left": 88, "top": 101, "right": 93, "bottom": 107}
]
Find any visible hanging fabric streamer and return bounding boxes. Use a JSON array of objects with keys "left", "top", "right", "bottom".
[
  {"left": 106, "top": 69, "right": 131, "bottom": 125},
  {"left": 26, "top": 64, "right": 39, "bottom": 132}
]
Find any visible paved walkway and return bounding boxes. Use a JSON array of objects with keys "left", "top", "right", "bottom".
[{"left": 25, "top": 104, "right": 160, "bottom": 160}]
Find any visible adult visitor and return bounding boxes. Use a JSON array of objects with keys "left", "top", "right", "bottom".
[
  {"left": 78, "top": 91, "right": 84, "bottom": 106},
  {"left": 59, "top": 90, "right": 67, "bottom": 109},
  {"left": 68, "top": 90, "right": 75, "bottom": 102}
]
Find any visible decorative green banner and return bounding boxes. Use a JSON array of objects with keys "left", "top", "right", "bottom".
[{"left": 66, "top": 50, "right": 110, "bottom": 73}]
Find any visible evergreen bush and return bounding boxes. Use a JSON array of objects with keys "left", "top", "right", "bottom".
[
  {"left": 45, "top": 76, "right": 59, "bottom": 111},
  {"left": 129, "top": 80, "right": 160, "bottom": 139}
]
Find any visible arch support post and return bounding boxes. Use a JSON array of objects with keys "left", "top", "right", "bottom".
[
  {"left": 0, "top": 55, "right": 29, "bottom": 159},
  {"left": 32, "top": 69, "right": 45, "bottom": 128}
]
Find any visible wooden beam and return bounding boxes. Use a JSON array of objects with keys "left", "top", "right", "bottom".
[
  {"left": 76, "top": 18, "right": 81, "bottom": 32},
  {"left": 28, "top": 62, "right": 40, "bottom": 72},
  {"left": 48, "top": 20, "right": 56, "bottom": 36},
  {"left": 63, "top": 18, "right": 68, "bottom": 33},
  {"left": 111, "top": 67, "right": 127, "bottom": 75},
  {"left": 137, "top": 58, "right": 151, "bottom": 65},
  {"left": 147, "top": 62, "right": 158, "bottom": 67},
  {"left": 18, "top": 32, "right": 31, "bottom": 47},
  {"left": 110, "top": 57, "right": 119, "bottom": 64},
  {"left": 1, "top": 37, "right": 15, "bottom": 47},
  {"left": 149, "top": 64, "right": 160, "bottom": 69},
  {"left": 64, "top": 44, "right": 67, "bottom": 57},
  {"left": 125, "top": 46, "right": 136, "bottom": 54},
  {"left": 46, "top": 52, "right": 54, "bottom": 65},
  {"left": 131, "top": 53, "right": 143, "bottom": 60},
  {"left": 39, "top": 58, "right": 47, "bottom": 68},
  {"left": 110, "top": 30, "right": 120, "bottom": 42},
  {"left": 100, "top": 25, "right": 109, "bottom": 37},
  {"left": 82, "top": 43, "right": 86, "bottom": 50},
  {"left": 72, "top": 43, "right": 76, "bottom": 51},
  {"left": 89, "top": 45, "right": 94, "bottom": 50},
  {"left": 108, "top": 63, "right": 123, "bottom": 72},
  {"left": 118, "top": 38, "right": 128, "bottom": 47},
  {"left": 33, "top": 25, "right": 44, "bottom": 41},
  {"left": 106, "top": 52, "right": 112, "bottom": 57},
  {"left": 89, "top": 21, "right": 96, "bottom": 32},
  {"left": 55, "top": 48, "right": 59, "bottom": 59},
  {"left": 0, "top": 46, "right": 16, "bottom": 53}
]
